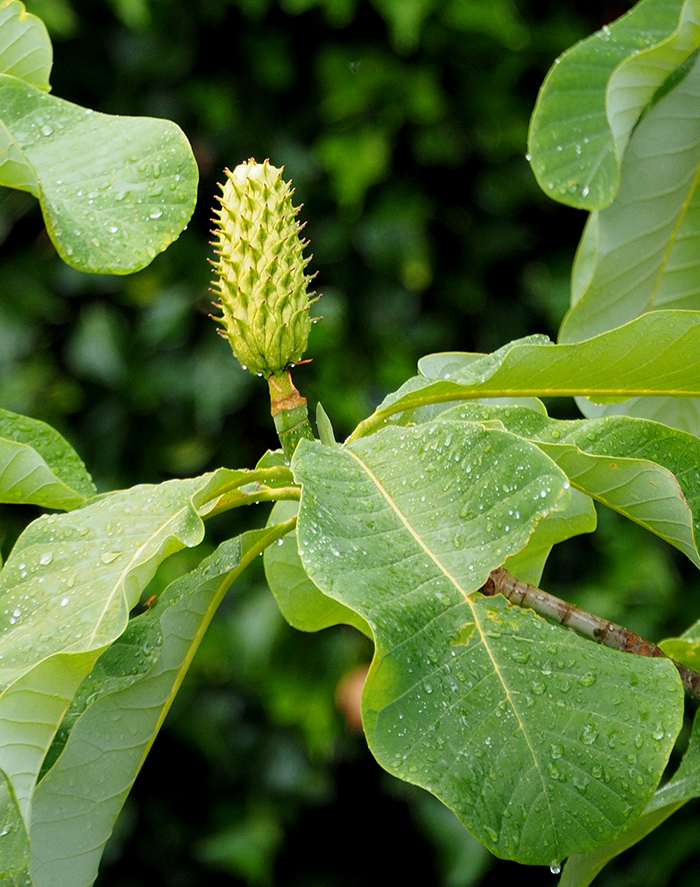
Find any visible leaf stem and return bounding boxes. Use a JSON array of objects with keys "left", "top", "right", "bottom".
[
  {"left": 480, "top": 567, "right": 700, "bottom": 701},
  {"left": 204, "top": 485, "right": 301, "bottom": 518}
]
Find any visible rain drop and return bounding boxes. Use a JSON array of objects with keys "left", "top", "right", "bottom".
[
  {"left": 149, "top": 209, "right": 163, "bottom": 219},
  {"left": 549, "top": 861, "right": 561, "bottom": 875},
  {"left": 39, "top": 552, "right": 53, "bottom": 566}
]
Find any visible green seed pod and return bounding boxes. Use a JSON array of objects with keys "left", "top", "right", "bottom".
[{"left": 210, "top": 158, "right": 318, "bottom": 377}]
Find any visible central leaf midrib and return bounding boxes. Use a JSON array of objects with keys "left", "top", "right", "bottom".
[{"left": 346, "top": 447, "right": 558, "bottom": 846}]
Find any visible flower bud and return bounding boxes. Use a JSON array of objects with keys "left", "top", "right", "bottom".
[{"left": 210, "top": 159, "right": 318, "bottom": 376}]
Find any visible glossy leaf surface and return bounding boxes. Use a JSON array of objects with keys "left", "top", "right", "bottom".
[
  {"left": 0, "top": 75, "right": 197, "bottom": 273},
  {"left": 0, "top": 0, "right": 51, "bottom": 90},
  {"left": 0, "top": 408, "right": 95, "bottom": 509},
  {"left": 528, "top": 0, "right": 699, "bottom": 210},
  {"left": 28, "top": 531, "right": 279, "bottom": 887},
  {"left": 559, "top": 704, "right": 700, "bottom": 886},
  {"left": 293, "top": 425, "right": 683, "bottom": 864},
  {"left": 264, "top": 500, "right": 371, "bottom": 635},
  {"left": 437, "top": 403, "right": 700, "bottom": 568},
  {"left": 0, "top": 471, "right": 235, "bottom": 877},
  {"left": 353, "top": 312, "right": 700, "bottom": 440}
]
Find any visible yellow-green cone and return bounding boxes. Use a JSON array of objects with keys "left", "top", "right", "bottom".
[{"left": 210, "top": 159, "right": 318, "bottom": 377}]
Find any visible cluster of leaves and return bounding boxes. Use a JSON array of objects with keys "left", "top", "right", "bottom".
[{"left": 6, "top": 0, "right": 700, "bottom": 886}]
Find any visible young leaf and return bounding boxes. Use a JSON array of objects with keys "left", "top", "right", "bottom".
[
  {"left": 0, "top": 75, "right": 197, "bottom": 273},
  {"left": 26, "top": 530, "right": 282, "bottom": 887},
  {"left": 528, "top": 0, "right": 700, "bottom": 210},
  {"left": 0, "top": 407, "right": 95, "bottom": 509},
  {"left": 0, "top": 0, "right": 51, "bottom": 90},
  {"left": 293, "top": 423, "right": 682, "bottom": 863}
]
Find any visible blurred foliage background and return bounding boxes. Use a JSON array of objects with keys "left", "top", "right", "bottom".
[{"left": 5, "top": 0, "right": 700, "bottom": 884}]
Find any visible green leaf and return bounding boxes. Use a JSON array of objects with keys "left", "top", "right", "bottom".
[
  {"left": 528, "top": 0, "right": 700, "bottom": 210},
  {"left": 0, "top": 472, "right": 222, "bottom": 853},
  {"left": 0, "top": 768, "right": 28, "bottom": 881},
  {"left": 0, "top": 0, "right": 52, "bottom": 90},
  {"left": 555, "top": 49, "right": 700, "bottom": 432},
  {"left": 351, "top": 312, "right": 700, "bottom": 440},
  {"left": 27, "top": 531, "right": 279, "bottom": 887},
  {"left": 0, "top": 407, "right": 95, "bottom": 509},
  {"left": 292, "top": 423, "right": 684, "bottom": 864},
  {"left": 264, "top": 499, "right": 371, "bottom": 635},
  {"left": 437, "top": 402, "right": 700, "bottom": 568},
  {"left": 560, "top": 51, "right": 700, "bottom": 342},
  {"left": 0, "top": 75, "right": 197, "bottom": 273},
  {"left": 503, "top": 488, "right": 597, "bottom": 585},
  {"left": 559, "top": 705, "right": 700, "bottom": 886},
  {"left": 557, "top": 800, "right": 685, "bottom": 887}
]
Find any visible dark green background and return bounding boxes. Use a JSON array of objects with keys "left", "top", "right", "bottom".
[{"left": 5, "top": 0, "right": 700, "bottom": 883}]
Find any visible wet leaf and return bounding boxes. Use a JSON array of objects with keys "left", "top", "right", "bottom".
[
  {"left": 0, "top": 407, "right": 95, "bottom": 509},
  {"left": 352, "top": 312, "right": 700, "bottom": 440},
  {"left": 0, "top": 768, "right": 28, "bottom": 881},
  {"left": 0, "top": 471, "right": 234, "bottom": 862},
  {"left": 437, "top": 403, "right": 700, "bottom": 568},
  {"left": 0, "top": 74, "right": 197, "bottom": 273},
  {"left": 559, "top": 705, "right": 700, "bottom": 886},
  {"left": 264, "top": 499, "right": 371, "bottom": 635},
  {"left": 25, "top": 532, "right": 277, "bottom": 887},
  {"left": 292, "top": 424, "right": 684, "bottom": 863},
  {"left": 559, "top": 50, "right": 700, "bottom": 353},
  {"left": 528, "top": 0, "right": 700, "bottom": 210}
]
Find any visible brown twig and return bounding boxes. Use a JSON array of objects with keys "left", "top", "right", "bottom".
[{"left": 480, "top": 567, "right": 700, "bottom": 701}]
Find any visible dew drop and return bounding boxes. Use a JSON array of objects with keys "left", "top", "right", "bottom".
[
  {"left": 550, "top": 861, "right": 561, "bottom": 875},
  {"left": 39, "top": 552, "right": 53, "bottom": 566},
  {"left": 149, "top": 209, "right": 163, "bottom": 219}
]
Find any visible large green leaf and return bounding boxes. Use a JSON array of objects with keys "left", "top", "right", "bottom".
[
  {"left": 0, "top": 408, "right": 95, "bottom": 509},
  {"left": 351, "top": 312, "right": 700, "bottom": 440},
  {"left": 27, "top": 529, "right": 284, "bottom": 887},
  {"left": 292, "top": 425, "right": 683, "bottom": 865},
  {"left": 0, "top": 75, "right": 197, "bottom": 273},
  {"left": 436, "top": 403, "right": 700, "bottom": 568},
  {"left": 0, "top": 0, "right": 51, "bottom": 91},
  {"left": 0, "top": 472, "right": 225, "bottom": 867},
  {"left": 528, "top": 0, "right": 700, "bottom": 210},
  {"left": 560, "top": 51, "right": 700, "bottom": 341},
  {"left": 557, "top": 45, "right": 700, "bottom": 432}
]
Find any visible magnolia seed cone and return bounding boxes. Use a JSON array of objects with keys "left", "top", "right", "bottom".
[{"left": 210, "top": 158, "right": 318, "bottom": 377}]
